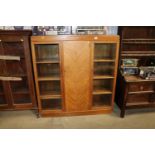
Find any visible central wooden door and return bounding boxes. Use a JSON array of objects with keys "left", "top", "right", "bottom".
[{"left": 63, "top": 41, "right": 91, "bottom": 112}]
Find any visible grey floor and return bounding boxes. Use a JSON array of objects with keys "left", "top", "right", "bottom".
[{"left": 0, "top": 106, "right": 155, "bottom": 129}]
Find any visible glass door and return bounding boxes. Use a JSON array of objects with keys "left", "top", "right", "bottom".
[
  {"left": 34, "top": 44, "right": 63, "bottom": 111},
  {"left": 92, "top": 43, "right": 116, "bottom": 108},
  {"left": 0, "top": 81, "right": 7, "bottom": 106},
  {"left": 2, "top": 41, "right": 32, "bottom": 105}
]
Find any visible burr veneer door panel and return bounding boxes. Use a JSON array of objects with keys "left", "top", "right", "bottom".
[{"left": 63, "top": 41, "right": 91, "bottom": 112}]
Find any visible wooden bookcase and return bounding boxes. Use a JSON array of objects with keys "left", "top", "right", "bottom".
[
  {"left": 31, "top": 35, "right": 119, "bottom": 117},
  {"left": 0, "top": 30, "right": 36, "bottom": 110},
  {"left": 115, "top": 26, "right": 155, "bottom": 118}
]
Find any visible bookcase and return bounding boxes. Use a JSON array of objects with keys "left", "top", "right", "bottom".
[
  {"left": 0, "top": 30, "right": 36, "bottom": 110},
  {"left": 115, "top": 26, "right": 155, "bottom": 118},
  {"left": 31, "top": 35, "right": 119, "bottom": 116}
]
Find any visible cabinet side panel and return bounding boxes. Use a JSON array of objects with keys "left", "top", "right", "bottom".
[{"left": 63, "top": 41, "right": 91, "bottom": 112}]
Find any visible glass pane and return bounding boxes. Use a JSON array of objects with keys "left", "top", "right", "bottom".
[
  {"left": 0, "top": 60, "right": 6, "bottom": 75},
  {"left": 0, "top": 82, "right": 6, "bottom": 105},
  {"left": 41, "top": 99, "right": 62, "bottom": 110},
  {"left": 3, "top": 42, "right": 25, "bottom": 58},
  {"left": 94, "top": 43, "right": 116, "bottom": 59},
  {"left": 0, "top": 81, "right": 3, "bottom": 93},
  {"left": 39, "top": 81, "right": 61, "bottom": 95},
  {"left": 0, "top": 95, "right": 7, "bottom": 105},
  {"left": 10, "top": 77, "right": 29, "bottom": 93},
  {"left": 35, "top": 44, "right": 59, "bottom": 61},
  {"left": 93, "top": 79, "right": 113, "bottom": 92},
  {"left": 37, "top": 63, "right": 60, "bottom": 78},
  {"left": 93, "top": 94, "right": 112, "bottom": 107},
  {"left": 94, "top": 62, "right": 114, "bottom": 76},
  {"left": 12, "top": 94, "right": 31, "bottom": 104},
  {"left": 6, "top": 59, "right": 26, "bottom": 76}
]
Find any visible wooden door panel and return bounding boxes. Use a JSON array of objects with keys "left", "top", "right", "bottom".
[{"left": 63, "top": 41, "right": 91, "bottom": 112}]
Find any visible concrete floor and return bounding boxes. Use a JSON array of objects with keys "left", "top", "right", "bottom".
[{"left": 0, "top": 106, "right": 155, "bottom": 129}]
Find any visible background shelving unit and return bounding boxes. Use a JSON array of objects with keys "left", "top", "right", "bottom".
[
  {"left": 0, "top": 30, "right": 36, "bottom": 110},
  {"left": 115, "top": 26, "right": 155, "bottom": 118}
]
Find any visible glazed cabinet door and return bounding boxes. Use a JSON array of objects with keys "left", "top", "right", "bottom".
[
  {"left": 63, "top": 41, "right": 91, "bottom": 112},
  {"left": 0, "top": 39, "right": 12, "bottom": 109},
  {"left": 0, "top": 36, "right": 36, "bottom": 109},
  {"left": 31, "top": 42, "right": 64, "bottom": 113},
  {"left": 92, "top": 42, "right": 118, "bottom": 108}
]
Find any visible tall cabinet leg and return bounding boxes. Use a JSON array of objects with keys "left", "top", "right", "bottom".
[{"left": 120, "top": 83, "right": 128, "bottom": 118}]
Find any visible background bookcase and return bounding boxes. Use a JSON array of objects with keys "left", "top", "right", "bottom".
[
  {"left": 115, "top": 26, "right": 155, "bottom": 118},
  {"left": 31, "top": 35, "right": 119, "bottom": 117},
  {"left": 0, "top": 30, "right": 36, "bottom": 110}
]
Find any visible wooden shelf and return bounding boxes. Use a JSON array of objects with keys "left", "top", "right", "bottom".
[
  {"left": 124, "top": 75, "right": 155, "bottom": 82},
  {"left": 0, "top": 55, "right": 20, "bottom": 61},
  {"left": 122, "top": 41, "right": 155, "bottom": 44},
  {"left": 40, "top": 91, "right": 61, "bottom": 96},
  {"left": 92, "top": 105, "right": 111, "bottom": 109},
  {"left": 92, "top": 103, "right": 111, "bottom": 108},
  {"left": 40, "top": 94, "right": 61, "bottom": 99},
  {"left": 123, "top": 38, "right": 155, "bottom": 41},
  {"left": 128, "top": 90, "right": 155, "bottom": 95},
  {"left": 127, "top": 102, "right": 155, "bottom": 106},
  {"left": 94, "top": 59, "right": 115, "bottom": 62},
  {"left": 0, "top": 76, "right": 22, "bottom": 81},
  {"left": 38, "top": 77, "right": 60, "bottom": 81},
  {"left": 122, "top": 53, "right": 155, "bottom": 57},
  {"left": 36, "top": 60, "right": 59, "bottom": 64},
  {"left": 122, "top": 51, "right": 155, "bottom": 54},
  {"left": 93, "top": 89, "right": 112, "bottom": 95},
  {"left": 77, "top": 29, "right": 104, "bottom": 31},
  {"left": 93, "top": 75, "right": 114, "bottom": 79}
]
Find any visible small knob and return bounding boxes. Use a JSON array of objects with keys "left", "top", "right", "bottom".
[
  {"left": 20, "top": 39, "right": 24, "bottom": 42},
  {"left": 0, "top": 39, "right": 1, "bottom": 42},
  {"left": 94, "top": 36, "right": 98, "bottom": 40},
  {"left": 140, "top": 86, "right": 144, "bottom": 91}
]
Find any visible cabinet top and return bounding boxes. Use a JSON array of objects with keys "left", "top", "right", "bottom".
[
  {"left": 31, "top": 35, "right": 119, "bottom": 43},
  {"left": 0, "top": 30, "right": 32, "bottom": 36}
]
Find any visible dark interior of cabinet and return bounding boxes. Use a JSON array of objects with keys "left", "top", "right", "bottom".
[
  {"left": 94, "top": 43, "right": 116, "bottom": 59},
  {"left": 0, "top": 81, "right": 3, "bottom": 93},
  {"left": 12, "top": 93, "right": 31, "bottom": 104},
  {"left": 94, "top": 62, "right": 114, "bottom": 76},
  {"left": 0, "top": 81, "right": 5, "bottom": 105},
  {"left": 93, "top": 94, "right": 112, "bottom": 107},
  {"left": 37, "top": 63, "right": 60, "bottom": 78},
  {"left": 3, "top": 42, "right": 25, "bottom": 57},
  {"left": 39, "top": 81, "right": 61, "bottom": 95},
  {"left": 121, "top": 57, "right": 155, "bottom": 67},
  {"left": 122, "top": 44, "right": 155, "bottom": 51},
  {"left": 121, "top": 27, "right": 155, "bottom": 39},
  {"left": 41, "top": 98, "right": 62, "bottom": 110},
  {"left": 10, "top": 77, "right": 29, "bottom": 93},
  {"left": 93, "top": 79, "right": 113, "bottom": 92},
  {"left": 6, "top": 59, "right": 26, "bottom": 76},
  {"left": 35, "top": 44, "right": 59, "bottom": 61},
  {"left": 0, "top": 95, "right": 6, "bottom": 105},
  {"left": 0, "top": 60, "right": 5, "bottom": 75},
  {"left": 10, "top": 77, "right": 31, "bottom": 104}
]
